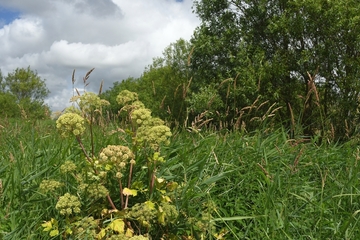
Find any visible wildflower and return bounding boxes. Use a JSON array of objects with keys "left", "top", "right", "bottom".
[
  {"left": 158, "top": 202, "right": 179, "bottom": 225},
  {"left": 130, "top": 100, "right": 145, "bottom": 110},
  {"left": 150, "top": 152, "right": 165, "bottom": 163},
  {"left": 39, "top": 180, "right": 63, "bottom": 193},
  {"left": 126, "top": 201, "right": 157, "bottom": 228},
  {"left": 116, "top": 90, "right": 138, "bottom": 105},
  {"left": 64, "top": 105, "right": 82, "bottom": 115},
  {"left": 86, "top": 184, "right": 109, "bottom": 200},
  {"left": 73, "top": 217, "right": 98, "bottom": 238},
  {"left": 78, "top": 92, "right": 103, "bottom": 113},
  {"left": 55, "top": 193, "right": 81, "bottom": 215},
  {"left": 136, "top": 125, "right": 172, "bottom": 149},
  {"left": 99, "top": 145, "right": 135, "bottom": 170},
  {"left": 131, "top": 108, "right": 152, "bottom": 126},
  {"left": 147, "top": 117, "right": 165, "bottom": 127},
  {"left": 60, "top": 161, "right": 77, "bottom": 173},
  {"left": 56, "top": 113, "right": 85, "bottom": 137}
]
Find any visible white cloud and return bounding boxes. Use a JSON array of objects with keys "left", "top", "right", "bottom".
[{"left": 0, "top": 0, "right": 200, "bottom": 111}]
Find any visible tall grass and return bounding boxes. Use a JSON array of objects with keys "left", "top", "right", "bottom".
[
  {"left": 162, "top": 128, "right": 360, "bottom": 239},
  {"left": 1, "top": 117, "right": 360, "bottom": 239}
]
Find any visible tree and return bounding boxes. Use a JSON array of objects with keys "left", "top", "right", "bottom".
[
  {"left": 191, "top": 0, "right": 360, "bottom": 139},
  {"left": 102, "top": 39, "right": 193, "bottom": 126},
  {"left": 1, "top": 66, "right": 50, "bottom": 119}
]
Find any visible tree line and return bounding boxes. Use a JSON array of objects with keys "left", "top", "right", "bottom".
[
  {"left": 0, "top": 67, "right": 50, "bottom": 119},
  {"left": 102, "top": 0, "right": 360, "bottom": 141},
  {"left": 2, "top": 0, "right": 360, "bottom": 141}
]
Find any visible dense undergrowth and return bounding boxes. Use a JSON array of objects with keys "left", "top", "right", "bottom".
[{"left": 1, "top": 115, "right": 360, "bottom": 239}]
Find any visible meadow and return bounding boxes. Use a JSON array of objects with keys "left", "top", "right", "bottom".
[{"left": 1, "top": 114, "right": 360, "bottom": 239}]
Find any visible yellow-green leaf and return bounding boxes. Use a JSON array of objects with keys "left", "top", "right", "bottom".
[
  {"left": 97, "top": 229, "right": 106, "bottom": 240},
  {"left": 42, "top": 218, "right": 57, "bottom": 232},
  {"left": 144, "top": 200, "right": 155, "bottom": 210},
  {"left": 166, "top": 182, "right": 178, "bottom": 191},
  {"left": 123, "top": 188, "right": 137, "bottom": 196},
  {"left": 161, "top": 195, "right": 172, "bottom": 203},
  {"left": 158, "top": 211, "right": 165, "bottom": 225},
  {"left": 42, "top": 221, "right": 52, "bottom": 232},
  {"left": 109, "top": 219, "right": 125, "bottom": 233},
  {"left": 125, "top": 228, "right": 134, "bottom": 237},
  {"left": 155, "top": 177, "right": 166, "bottom": 188},
  {"left": 65, "top": 227, "right": 73, "bottom": 235},
  {"left": 49, "top": 229, "right": 59, "bottom": 237},
  {"left": 105, "top": 164, "right": 112, "bottom": 171}
]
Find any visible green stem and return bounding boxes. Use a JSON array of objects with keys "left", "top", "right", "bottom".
[
  {"left": 89, "top": 113, "right": 94, "bottom": 157},
  {"left": 107, "top": 194, "right": 117, "bottom": 210},
  {"left": 75, "top": 135, "right": 117, "bottom": 210},
  {"left": 124, "top": 163, "right": 134, "bottom": 209},
  {"left": 119, "top": 178, "right": 124, "bottom": 209},
  {"left": 149, "top": 164, "right": 156, "bottom": 197},
  {"left": 75, "top": 136, "right": 92, "bottom": 164}
]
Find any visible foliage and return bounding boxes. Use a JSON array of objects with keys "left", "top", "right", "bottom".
[
  {"left": 0, "top": 66, "right": 50, "bottom": 119},
  {"left": 3, "top": 112, "right": 360, "bottom": 239},
  {"left": 191, "top": 0, "right": 360, "bottom": 139},
  {"left": 0, "top": 92, "right": 20, "bottom": 118},
  {"left": 101, "top": 39, "right": 192, "bottom": 126},
  {"left": 37, "top": 80, "right": 176, "bottom": 238}
]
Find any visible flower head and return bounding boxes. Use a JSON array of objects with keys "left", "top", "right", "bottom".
[
  {"left": 99, "top": 145, "right": 135, "bottom": 170},
  {"left": 136, "top": 125, "right": 172, "bottom": 149},
  {"left": 55, "top": 193, "right": 81, "bottom": 215},
  {"left": 56, "top": 113, "right": 85, "bottom": 137},
  {"left": 64, "top": 105, "right": 82, "bottom": 115},
  {"left": 78, "top": 92, "right": 103, "bottom": 113},
  {"left": 39, "top": 179, "right": 63, "bottom": 193},
  {"left": 60, "top": 160, "right": 77, "bottom": 173},
  {"left": 80, "top": 183, "right": 109, "bottom": 200},
  {"left": 116, "top": 90, "right": 138, "bottom": 106},
  {"left": 131, "top": 108, "right": 152, "bottom": 126}
]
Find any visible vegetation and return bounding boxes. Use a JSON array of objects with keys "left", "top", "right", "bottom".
[
  {"left": 0, "top": 67, "right": 50, "bottom": 119},
  {"left": 100, "top": 0, "right": 360, "bottom": 141},
  {"left": 101, "top": 39, "right": 192, "bottom": 126},
  {"left": 1, "top": 0, "right": 360, "bottom": 239},
  {"left": 190, "top": 0, "right": 360, "bottom": 139},
  {"left": 1, "top": 102, "right": 360, "bottom": 239}
]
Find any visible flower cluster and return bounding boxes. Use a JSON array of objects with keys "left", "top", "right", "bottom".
[
  {"left": 64, "top": 105, "right": 82, "bottom": 115},
  {"left": 116, "top": 90, "right": 138, "bottom": 106},
  {"left": 84, "top": 183, "right": 109, "bottom": 200},
  {"left": 39, "top": 180, "right": 63, "bottom": 193},
  {"left": 99, "top": 145, "right": 135, "bottom": 171},
  {"left": 56, "top": 113, "right": 85, "bottom": 137},
  {"left": 78, "top": 92, "right": 109, "bottom": 113},
  {"left": 126, "top": 201, "right": 157, "bottom": 228},
  {"left": 158, "top": 202, "right": 179, "bottom": 225},
  {"left": 107, "top": 235, "right": 149, "bottom": 240},
  {"left": 130, "top": 100, "right": 145, "bottom": 110},
  {"left": 55, "top": 193, "right": 81, "bottom": 215},
  {"left": 137, "top": 125, "right": 172, "bottom": 149},
  {"left": 73, "top": 216, "right": 98, "bottom": 239},
  {"left": 60, "top": 160, "right": 77, "bottom": 173},
  {"left": 149, "top": 152, "right": 165, "bottom": 163},
  {"left": 131, "top": 108, "right": 152, "bottom": 126}
]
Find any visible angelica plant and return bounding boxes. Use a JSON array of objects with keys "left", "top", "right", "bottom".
[{"left": 40, "top": 75, "right": 178, "bottom": 239}]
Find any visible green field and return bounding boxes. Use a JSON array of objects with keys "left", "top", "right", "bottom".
[{"left": 1, "top": 117, "right": 360, "bottom": 240}]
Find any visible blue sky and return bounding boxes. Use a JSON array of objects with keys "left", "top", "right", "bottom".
[
  {"left": 0, "top": 0, "right": 199, "bottom": 111},
  {"left": 0, "top": 6, "right": 20, "bottom": 26}
]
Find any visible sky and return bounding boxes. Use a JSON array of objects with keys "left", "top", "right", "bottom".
[{"left": 0, "top": 0, "right": 200, "bottom": 112}]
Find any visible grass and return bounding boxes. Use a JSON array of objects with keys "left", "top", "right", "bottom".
[{"left": 1, "top": 118, "right": 360, "bottom": 239}]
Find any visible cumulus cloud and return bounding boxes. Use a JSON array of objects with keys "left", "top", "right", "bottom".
[{"left": 0, "top": 0, "right": 199, "bottom": 111}]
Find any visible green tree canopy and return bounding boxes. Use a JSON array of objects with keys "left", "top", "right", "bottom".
[
  {"left": 191, "top": 0, "right": 360, "bottom": 139},
  {"left": 102, "top": 39, "right": 192, "bottom": 126},
  {"left": 0, "top": 66, "right": 50, "bottom": 119}
]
